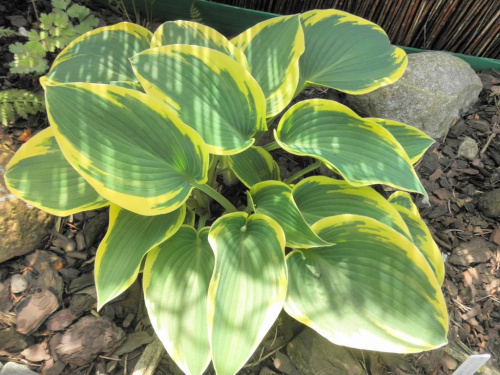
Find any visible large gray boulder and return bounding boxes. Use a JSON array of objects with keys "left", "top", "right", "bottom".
[
  {"left": 346, "top": 52, "right": 482, "bottom": 139},
  {"left": 0, "top": 148, "right": 53, "bottom": 263}
]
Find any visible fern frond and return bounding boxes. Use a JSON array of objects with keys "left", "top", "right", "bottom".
[
  {"left": 0, "top": 90, "right": 45, "bottom": 126},
  {"left": 0, "top": 27, "right": 19, "bottom": 38}
]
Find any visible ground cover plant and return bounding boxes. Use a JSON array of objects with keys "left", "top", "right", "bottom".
[{"left": 4, "top": 9, "right": 448, "bottom": 375}]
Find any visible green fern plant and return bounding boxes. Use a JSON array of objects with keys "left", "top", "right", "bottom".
[
  {"left": 0, "top": 89, "right": 45, "bottom": 126},
  {"left": 0, "top": 27, "right": 19, "bottom": 38},
  {"left": 9, "top": 0, "right": 98, "bottom": 74}
]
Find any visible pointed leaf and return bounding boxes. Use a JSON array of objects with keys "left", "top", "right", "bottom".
[
  {"left": 208, "top": 213, "right": 287, "bottom": 375},
  {"left": 298, "top": 9, "right": 407, "bottom": 94},
  {"left": 292, "top": 176, "right": 410, "bottom": 238},
  {"left": 227, "top": 146, "right": 279, "bottom": 188},
  {"left": 144, "top": 226, "right": 214, "bottom": 375},
  {"left": 250, "top": 181, "right": 330, "bottom": 248},
  {"left": 46, "top": 22, "right": 152, "bottom": 83},
  {"left": 368, "top": 118, "right": 434, "bottom": 164},
  {"left": 231, "top": 15, "right": 304, "bottom": 117},
  {"left": 151, "top": 20, "right": 249, "bottom": 69},
  {"left": 96, "top": 204, "right": 184, "bottom": 308},
  {"left": 285, "top": 214, "right": 448, "bottom": 353},
  {"left": 275, "top": 99, "right": 426, "bottom": 195},
  {"left": 46, "top": 83, "right": 209, "bottom": 215},
  {"left": 389, "top": 196, "right": 444, "bottom": 285},
  {"left": 388, "top": 191, "right": 420, "bottom": 216},
  {"left": 130, "top": 45, "right": 266, "bottom": 155},
  {"left": 5, "top": 127, "right": 108, "bottom": 216}
]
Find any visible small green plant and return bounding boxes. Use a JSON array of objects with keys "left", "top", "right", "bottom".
[
  {"left": 5, "top": 11, "right": 448, "bottom": 375},
  {"left": 0, "top": 27, "right": 19, "bottom": 38},
  {"left": 9, "top": 0, "right": 98, "bottom": 74},
  {"left": 0, "top": 89, "right": 45, "bottom": 126}
]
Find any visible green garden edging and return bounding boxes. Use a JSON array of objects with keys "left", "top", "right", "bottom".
[{"left": 98, "top": 0, "right": 500, "bottom": 71}]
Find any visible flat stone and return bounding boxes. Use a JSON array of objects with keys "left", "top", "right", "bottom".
[
  {"left": 0, "top": 149, "right": 53, "bottom": 264},
  {"left": 448, "top": 238, "right": 494, "bottom": 266},
  {"left": 286, "top": 328, "right": 365, "bottom": 375},
  {"left": 457, "top": 137, "right": 479, "bottom": 160},
  {"left": 55, "top": 316, "right": 125, "bottom": 367},
  {"left": 478, "top": 189, "right": 500, "bottom": 217},
  {"left": 346, "top": 52, "right": 482, "bottom": 139}
]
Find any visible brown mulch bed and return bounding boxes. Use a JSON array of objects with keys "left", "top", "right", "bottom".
[{"left": 1, "top": 1, "right": 500, "bottom": 374}]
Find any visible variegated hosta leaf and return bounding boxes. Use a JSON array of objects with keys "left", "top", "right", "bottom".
[
  {"left": 109, "top": 80, "right": 144, "bottom": 91},
  {"left": 96, "top": 204, "right": 185, "bottom": 309},
  {"left": 4, "top": 127, "right": 108, "bottom": 216},
  {"left": 285, "top": 214, "right": 448, "bottom": 353},
  {"left": 297, "top": 9, "right": 407, "bottom": 94},
  {"left": 130, "top": 45, "right": 266, "bottom": 155},
  {"left": 292, "top": 176, "right": 411, "bottom": 238},
  {"left": 227, "top": 146, "right": 279, "bottom": 188},
  {"left": 250, "top": 181, "right": 330, "bottom": 248},
  {"left": 208, "top": 212, "right": 287, "bottom": 375},
  {"left": 46, "top": 82, "right": 209, "bottom": 215},
  {"left": 144, "top": 226, "right": 214, "bottom": 375},
  {"left": 368, "top": 118, "right": 434, "bottom": 164},
  {"left": 275, "top": 99, "right": 426, "bottom": 195},
  {"left": 231, "top": 15, "right": 304, "bottom": 117},
  {"left": 388, "top": 191, "right": 420, "bottom": 216},
  {"left": 46, "top": 22, "right": 152, "bottom": 83},
  {"left": 389, "top": 192, "right": 444, "bottom": 285},
  {"left": 151, "top": 20, "right": 249, "bottom": 69}
]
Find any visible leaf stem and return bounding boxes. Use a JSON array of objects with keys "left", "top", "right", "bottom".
[
  {"left": 194, "top": 183, "right": 238, "bottom": 213},
  {"left": 262, "top": 141, "right": 281, "bottom": 152},
  {"left": 198, "top": 214, "right": 207, "bottom": 228},
  {"left": 284, "top": 161, "right": 322, "bottom": 184}
]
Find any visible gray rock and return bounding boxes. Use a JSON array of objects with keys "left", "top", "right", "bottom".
[
  {"left": 478, "top": 189, "right": 500, "bottom": 217},
  {"left": 448, "top": 238, "right": 494, "bottom": 266},
  {"left": 10, "top": 274, "right": 28, "bottom": 294},
  {"left": 286, "top": 328, "right": 365, "bottom": 375},
  {"left": 457, "top": 137, "right": 479, "bottom": 160},
  {"left": 346, "top": 52, "right": 482, "bottom": 139},
  {"left": 0, "top": 149, "right": 53, "bottom": 264},
  {"left": 0, "top": 362, "right": 37, "bottom": 375}
]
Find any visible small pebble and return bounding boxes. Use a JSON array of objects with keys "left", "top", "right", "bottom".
[
  {"left": 10, "top": 274, "right": 28, "bottom": 294},
  {"left": 457, "top": 136, "right": 478, "bottom": 161}
]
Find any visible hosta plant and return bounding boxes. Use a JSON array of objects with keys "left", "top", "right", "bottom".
[{"left": 5, "top": 10, "right": 448, "bottom": 375}]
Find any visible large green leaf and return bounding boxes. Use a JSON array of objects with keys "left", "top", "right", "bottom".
[
  {"left": 130, "top": 45, "right": 266, "bottom": 155},
  {"left": 275, "top": 99, "right": 426, "bottom": 195},
  {"left": 231, "top": 15, "right": 304, "bottom": 117},
  {"left": 151, "top": 20, "right": 249, "bottom": 69},
  {"left": 227, "top": 146, "right": 279, "bottom": 188},
  {"left": 208, "top": 212, "right": 287, "bottom": 375},
  {"left": 5, "top": 127, "right": 108, "bottom": 216},
  {"left": 297, "top": 9, "right": 407, "bottom": 94},
  {"left": 285, "top": 214, "right": 448, "bottom": 353},
  {"left": 95, "top": 204, "right": 184, "bottom": 309},
  {"left": 144, "top": 226, "right": 214, "bottom": 375},
  {"left": 46, "top": 22, "right": 152, "bottom": 83},
  {"left": 389, "top": 192, "right": 444, "bottom": 285},
  {"left": 368, "top": 118, "right": 434, "bottom": 164},
  {"left": 46, "top": 82, "right": 209, "bottom": 215},
  {"left": 292, "top": 176, "right": 411, "bottom": 238},
  {"left": 250, "top": 181, "right": 330, "bottom": 248}
]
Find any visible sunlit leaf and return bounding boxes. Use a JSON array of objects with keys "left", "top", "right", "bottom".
[
  {"left": 131, "top": 45, "right": 266, "bottom": 155},
  {"left": 275, "top": 99, "right": 426, "bottom": 195},
  {"left": 298, "top": 9, "right": 407, "bottom": 94},
  {"left": 251, "top": 181, "right": 330, "bottom": 248},
  {"left": 46, "top": 82, "right": 209, "bottom": 215},
  {"left": 232, "top": 15, "right": 304, "bottom": 117},
  {"left": 96, "top": 204, "right": 185, "bottom": 308},
  {"left": 5, "top": 127, "right": 107, "bottom": 216},
  {"left": 285, "top": 214, "right": 448, "bottom": 353},
  {"left": 227, "top": 146, "right": 279, "bottom": 188},
  {"left": 208, "top": 212, "right": 286, "bottom": 375},
  {"left": 144, "top": 226, "right": 213, "bottom": 375}
]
